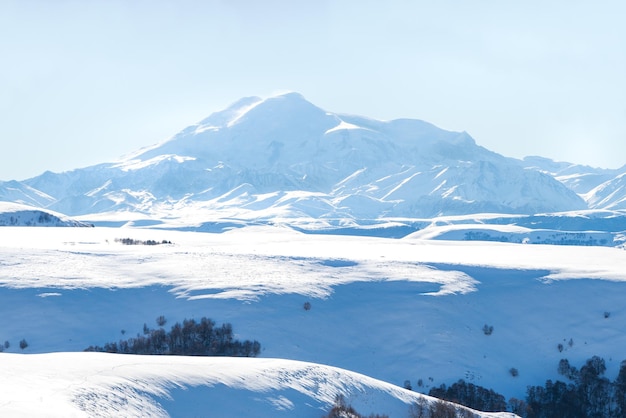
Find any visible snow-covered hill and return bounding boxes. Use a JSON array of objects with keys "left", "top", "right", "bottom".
[
  {"left": 0, "top": 353, "right": 514, "bottom": 418},
  {"left": 0, "top": 180, "right": 56, "bottom": 207},
  {"left": 407, "top": 221, "right": 624, "bottom": 247},
  {"left": 1, "top": 226, "right": 626, "bottom": 416},
  {"left": 0, "top": 201, "right": 92, "bottom": 227},
  {"left": 2, "top": 93, "right": 591, "bottom": 219},
  {"left": 395, "top": 211, "right": 626, "bottom": 247}
]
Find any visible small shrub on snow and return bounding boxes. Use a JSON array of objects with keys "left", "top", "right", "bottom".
[
  {"left": 429, "top": 401, "right": 458, "bottom": 418},
  {"left": 156, "top": 315, "right": 167, "bottom": 327},
  {"left": 19, "top": 339, "right": 28, "bottom": 350},
  {"left": 408, "top": 398, "right": 429, "bottom": 418}
]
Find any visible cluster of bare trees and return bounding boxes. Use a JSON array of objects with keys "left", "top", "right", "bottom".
[{"left": 85, "top": 316, "right": 260, "bottom": 357}]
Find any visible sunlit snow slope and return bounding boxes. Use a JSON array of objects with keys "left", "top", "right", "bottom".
[
  {"left": 2, "top": 226, "right": 626, "bottom": 416},
  {"left": 0, "top": 353, "right": 518, "bottom": 418}
]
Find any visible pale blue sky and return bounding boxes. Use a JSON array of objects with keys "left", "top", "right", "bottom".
[{"left": 1, "top": 0, "right": 625, "bottom": 180}]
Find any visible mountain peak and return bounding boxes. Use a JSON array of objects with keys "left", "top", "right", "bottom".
[
  {"left": 194, "top": 92, "right": 324, "bottom": 132},
  {"left": 270, "top": 91, "right": 307, "bottom": 101},
  {"left": 197, "top": 96, "right": 263, "bottom": 128},
  {"left": 234, "top": 92, "right": 327, "bottom": 122}
]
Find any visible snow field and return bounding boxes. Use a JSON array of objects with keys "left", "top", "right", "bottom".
[{"left": 1, "top": 225, "right": 626, "bottom": 416}]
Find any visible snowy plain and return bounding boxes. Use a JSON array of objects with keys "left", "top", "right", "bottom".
[{"left": 1, "top": 225, "right": 626, "bottom": 416}]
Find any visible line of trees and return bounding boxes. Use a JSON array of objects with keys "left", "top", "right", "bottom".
[
  {"left": 523, "top": 356, "right": 626, "bottom": 418},
  {"left": 428, "top": 380, "right": 507, "bottom": 412},
  {"left": 419, "top": 356, "right": 626, "bottom": 417},
  {"left": 322, "top": 355, "right": 626, "bottom": 417},
  {"left": 114, "top": 238, "right": 172, "bottom": 245},
  {"left": 321, "top": 395, "right": 476, "bottom": 418},
  {"left": 408, "top": 398, "right": 475, "bottom": 418},
  {"left": 85, "top": 316, "right": 260, "bottom": 357}
]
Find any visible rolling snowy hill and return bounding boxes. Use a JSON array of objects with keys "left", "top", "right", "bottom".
[
  {"left": 1, "top": 226, "right": 626, "bottom": 416},
  {"left": 1, "top": 93, "right": 600, "bottom": 220},
  {"left": 0, "top": 201, "right": 92, "bottom": 227},
  {"left": 0, "top": 353, "right": 515, "bottom": 418}
]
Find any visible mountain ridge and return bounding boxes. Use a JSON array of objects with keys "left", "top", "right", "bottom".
[{"left": 1, "top": 92, "right": 624, "bottom": 219}]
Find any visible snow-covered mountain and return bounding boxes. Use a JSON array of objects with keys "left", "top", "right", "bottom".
[
  {"left": 0, "top": 180, "right": 56, "bottom": 208},
  {"left": 1, "top": 93, "right": 594, "bottom": 220},
  {"left": 582, "top": 173, "right": 626, "bottom": 210},
  {"left": 521, "top": 156, "right": 626, "bottom": 210},
  {"left": 0, "top": 201, "right": 92, "bottom": 227}
]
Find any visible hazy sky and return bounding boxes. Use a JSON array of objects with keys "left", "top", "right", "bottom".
[{"left": 1, "top": 0, "right": 625, "bottom": 180}]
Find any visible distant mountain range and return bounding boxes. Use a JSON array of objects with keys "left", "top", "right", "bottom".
[{"left": 1, "top": 93, "right": 625, "bottom": 222}]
